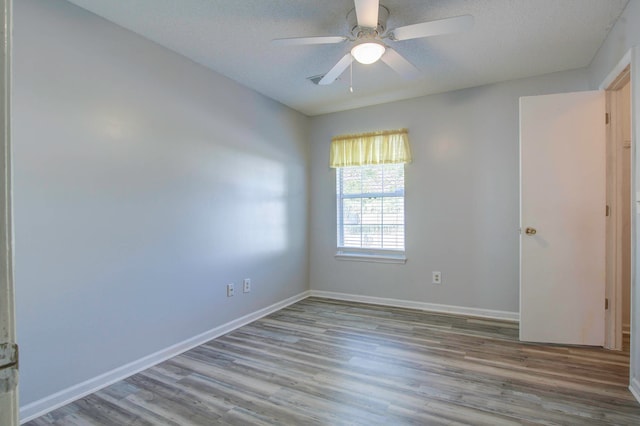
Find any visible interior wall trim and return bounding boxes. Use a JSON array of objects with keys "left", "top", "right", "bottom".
[
  {"left": 630, "top": 377, "right": 640, "bottom": 404},
  {"left": 309, "top": 290, "right": 519, "bottom": 322},
  {"left": 18, "top": 290, "right": 311, "bottom": 424},
  {"left": 599, "top": 49, "right": 632, "bottom": 90}
]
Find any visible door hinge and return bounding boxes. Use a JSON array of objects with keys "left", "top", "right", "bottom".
[
  {"left": 0, "top": 342, "right": 18, "bottom": 393},
  {"left": 606, "top": 112, "right": 610, "bottom": 124},
  {"left": 606, "top": 205, "right": 611, "bottom": 216},
  {"left": 0, "top": 342, "right": 18, "bottom": 369},
  {"left": 605, "top": 298, "right": 609, "bottom": 310}
]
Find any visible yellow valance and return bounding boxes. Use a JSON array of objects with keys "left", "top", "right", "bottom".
[{"left": 329, "top": 128, "right": 412, "bottom": 168}]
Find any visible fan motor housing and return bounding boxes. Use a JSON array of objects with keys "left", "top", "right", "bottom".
[{"left": 347, "top": 5, "right": 390, "bottom": 37}]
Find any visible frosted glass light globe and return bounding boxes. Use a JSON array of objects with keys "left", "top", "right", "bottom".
[{"left": 351, "top": 41, "right": 385, "bottom": 65}]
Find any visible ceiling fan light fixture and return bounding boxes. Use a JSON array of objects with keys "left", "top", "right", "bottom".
[{"left": 351, "top": 40, "right": 385, "bottom": 64}]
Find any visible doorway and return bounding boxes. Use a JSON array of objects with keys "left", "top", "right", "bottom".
[{"left": 605, "top": 65, "right": 632, "bottom": 352}]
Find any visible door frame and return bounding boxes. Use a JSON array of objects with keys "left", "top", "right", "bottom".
[
  {"left": 599, "top": 48, "right": 639, "bottom": 401},
  {"left": 604, "top": 64, "right": 631, "bottom": 351},
  {"left": 0, "top": 0, "right": 16, "bottom": 424},
  {"left": 599, "top": 50, "right": 636, "bottom": 352}
]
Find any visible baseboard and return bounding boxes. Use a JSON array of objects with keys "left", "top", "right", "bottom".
[
  {"left": 630, "top": 377, "right": 640, "bottom": 405},
  {"left": 19, "top": 290, "right": 311, "bottom": 424},
  {"left": 309, "top": 290, "right": 519, "bottom": 322}
]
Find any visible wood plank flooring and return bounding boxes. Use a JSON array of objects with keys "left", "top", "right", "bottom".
[{"left": 27, "top": 297, "right": 640, "bottom": 425}]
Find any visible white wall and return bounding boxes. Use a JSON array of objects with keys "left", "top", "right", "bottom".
[
  {"left": 308, "top": 69, "right": 590, "bottom": 314},
  {"left": 588, "top": 0, "right": 640, "bottom": 400},
  {"left": 13, "top": 0, "right": 308, "bottom": 408}
]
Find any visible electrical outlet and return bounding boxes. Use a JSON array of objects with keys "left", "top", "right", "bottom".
[
  {"left": 226, "top": 283, "right": 234, "bottom": 297},
  {"left": 243, "top": 278, "right": 251, "bottom": 293},
  {"left": 432, "top": 271, "right": 442, "bottom": 284}
]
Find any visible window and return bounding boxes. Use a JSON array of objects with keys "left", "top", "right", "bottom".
[
  {"left": 330, "top": 128, "right": 411, "bottom": 263},
  {"left": 336, "top": 163, "right": 406, "bottom": 262}
]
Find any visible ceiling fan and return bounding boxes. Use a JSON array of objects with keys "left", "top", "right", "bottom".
[{"left": 272, "top": 0, "right": 474, "bottom": 85}]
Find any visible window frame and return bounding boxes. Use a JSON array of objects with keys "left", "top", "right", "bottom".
[{"left": 335, "top": 163, "right": 407, "bottom": 264}]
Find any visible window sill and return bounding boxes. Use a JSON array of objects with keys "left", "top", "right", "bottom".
[{"left": 335, "top": 250, "right": 407, "bottom": 264}]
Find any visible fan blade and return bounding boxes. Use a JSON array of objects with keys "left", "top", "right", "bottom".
[
  {"left": 354, "top": 0, "right": 379, "bottom": 28},
  {"left": 319, "top": 53, "right": 353, "bottom": 85},
  {"left": 272, "top": 36, "right": 348, "bottom": 46},
  {"left": 381, "top": 48, "right": 420, "bottom": 80},
  {"left": 390, "top": 15, "right": 474, "bottom": 41}
]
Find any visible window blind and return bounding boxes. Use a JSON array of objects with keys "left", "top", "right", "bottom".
[{"left": 337, "top": 163, "right": 405, "bottom": 250}]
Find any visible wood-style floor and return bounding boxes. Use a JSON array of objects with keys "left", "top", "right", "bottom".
[{"left": 28, "top": 298, "right": 640, "bottom": 425}]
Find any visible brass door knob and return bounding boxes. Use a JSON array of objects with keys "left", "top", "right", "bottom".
[{"left": 525, "top": 227, "right": 537, "bottom": 235}]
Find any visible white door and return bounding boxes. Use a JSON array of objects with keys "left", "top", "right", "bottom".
[
  {"left": 0, "top": 0, "right": 18, "bottom": 425},
  {"left": 520, "top": 91, "right": 606, "bottom": 345}
]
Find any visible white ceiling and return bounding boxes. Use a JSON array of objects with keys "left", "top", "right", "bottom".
[{"left": 65, "top": 0, "right": 628, "bottom": 116}]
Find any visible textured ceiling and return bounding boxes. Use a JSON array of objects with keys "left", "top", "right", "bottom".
[{"left": 65, "top": 0, "right": 628, "bottom": 116}]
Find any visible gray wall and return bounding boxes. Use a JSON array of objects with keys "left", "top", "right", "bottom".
[
  {"left": 588, "top": 0, "right": 640, "bottom": 397},
  {"left": 588, "top": 0, "right": 640, "bottom": 89},
  {"left": 308, "top": 69, "right": 590, "bottom": 313},
  {"left": 13, "top": 0, "right": 309, "bottom": 405}
]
